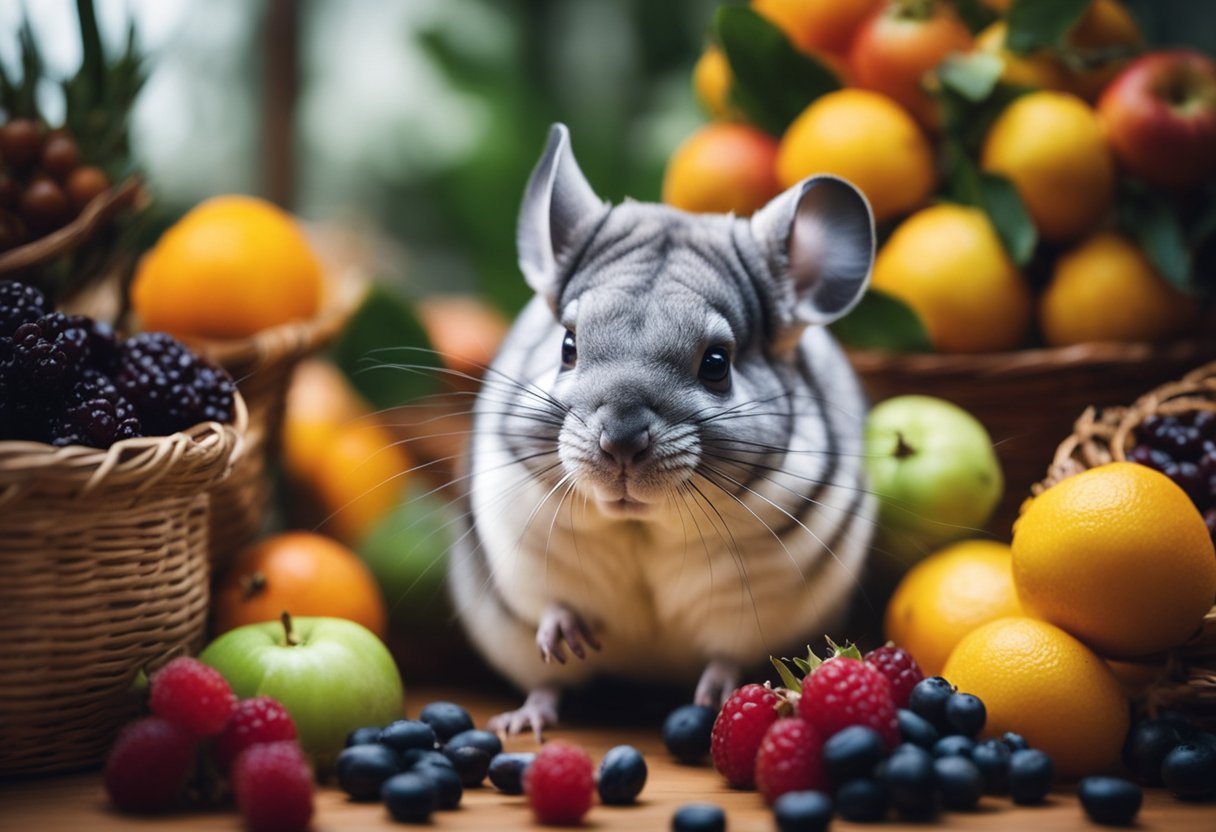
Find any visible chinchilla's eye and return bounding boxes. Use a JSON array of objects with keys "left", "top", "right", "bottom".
[
  {"left": 699, "top": 345, "right": 730, "bottom": 387},
  {"left": 561, "top": 329, "right": 577, "bottom": 368}
]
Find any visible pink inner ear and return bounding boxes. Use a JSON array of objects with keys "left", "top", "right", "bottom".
[{"left": 789, "top": 208, "right": 830, "bottom": 297}]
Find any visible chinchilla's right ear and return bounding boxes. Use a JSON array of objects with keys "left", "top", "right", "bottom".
[{"left": 517, "top": 124, "right": 609, "bottom": 312}]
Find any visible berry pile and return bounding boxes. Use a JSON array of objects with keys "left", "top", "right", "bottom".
[
  {"left": 0, "top": 119, "right": 111, "bottom": 250},
  {"left": 103, "top": 657, "right": 311, "bottom": 832},
  {"left": 1129, "top": 411, "right": 1216, "bottom": 538},
  {"left": 0, "top": 279, "right": 235, "bottom": 447}
]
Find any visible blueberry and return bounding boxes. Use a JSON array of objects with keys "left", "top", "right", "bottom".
[
  {"left": 379, "top": 720, "right": 438, "bottom": 753},
  {"left": 488, "top": 752, "right": 535, "bottom": 795},
  {"left": 835, "top": 778, "right": 889, "bottom": 823},
  {"left": 823, "top": 725, "right": 886, "bottom": 784},
  {"left": 1001, "top": 732, "right": 1029, "bottom": 752},
  {"left": 413, "top": 762, "right": 463, "bottom": 809},
  {"left": 1078, "top": 776, "right": 1142, "bottom": 826},
  {"left": 418, "top": 701, "right": 475, "bottom": 743},
  {"left": 932, "top": 755, "right": 984, "bottom": 811},
  {"left": 897, "top": 709, "right": 939, "bottom": 749},
  {"left": 671, "top": 803, "right": 726, "bottom": 832},
  {"left": 1161, "top": 742, "right": 1216, "bottom": 799},
  {"left": 335, "top": 743, "right": 402, "bottom": 801},
  {"left": 1122, "top": 718, "right": 1187, "bottom": 785},
  {"left": 908, "top": 676, "right": 955, "bottom": 732},
  {"left": 382, "top": 772, "right": 438, "bottom": 823},
  {"left": 662, "top": 704, "right": 716, "bottom": 764},
  {"left": 944, "top": 693, "right": 986, "bottom": 738},
  {"left": 444, "top": 745, "right": 492, "bottom": 787},
  {"left": 933, "top": 735, "right": 976, "bottom": 759},
  {"left": 970, "top": 739, "right": 1012, "bottom": 794},
  {"left": 1009, "top": 749, "right": 1054, "bottom": 805},
  {"left": 445, "top": 728, "right": 503, "bottom": 758},
  {"left": 346, "top": 725, "right": 382, "bottom": 748},
  {"left": 773, "top": 790, "right": 833, "bottom": 832},
  {"left": 596, "top": 744, "right": 648, "bottom": 805},
  {"left": 882, "top": 744, "right": 938, "bottom": 820},
  {"left": 399, "top": 748, "right": 453, "bottom": 771}
]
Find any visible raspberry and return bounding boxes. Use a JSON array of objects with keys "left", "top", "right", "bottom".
[
  {"left": 864, "top": 645, "right": 924, "bottom": 710},
  {"left": 149, "top": 657, "right": 236, "bottom": 737},
  {"left": 47, "top": 367, "right": 143, "bottom": 448},
  {"left": 711, "top": 683, "right": 782, "bottom": 788},
  {"left": 798, "top": 657, "right": 899, "bottom": 749},
  {"left": 0, "top": 279, "right": 48, "bottom": 337},
  {"left": 113, "top": 332, "right": 235, "bottom": 435},
  {"left": 754, "top": 717, "right": 827, "bottom": 804},
  {"left": 213, "top": 695, "right": 299, "bottom": 772},
  {"left": 103, "top": 716, "right": 196, "bottom": 813},
  {"left": 523, "top": 741, "right": 595, "bottom": 825},
  {"left": 232, "top": 741, "right": 315, "bottom": 832}
]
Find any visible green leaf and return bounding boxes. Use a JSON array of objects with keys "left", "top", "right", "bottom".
[
  {"left": 792, "top": 657, "right": 812, "bottom": 674},
  {"left": 330, "top": 285, "right": 442, "bottom": 411},
  {"left": 977, "top": 172, "right": 1037, "bottom": 265},
  {"left": 938, "top": 53, "right": 1004, "bottom": 103},
  {"left": 715, "top": 6, "right": 840, "bottom": 136},
  {"left": 948, "top": 0, "right": 1000, "bottom": 34},
  {"left": 771, "top": 657, "right": 803, "bottom": 693},
  {"left": 830, "top": 289, "right": 934, "bottom": 353},
  {"left": 1115, "top": 186, "right": 1194, "bottom": 292},
  {"left": 1005, "top": 0, "right": 1090, "bottom": 55}
]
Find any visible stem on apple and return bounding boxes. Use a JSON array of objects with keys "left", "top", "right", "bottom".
[
  {"left": 894, "top": 431, "right": 917, "bottom": 459},
  {"left": 281, "top": 610, "right": 300, "bottom": 646}
]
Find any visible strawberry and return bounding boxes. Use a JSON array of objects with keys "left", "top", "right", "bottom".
[
  {"left": 754, "top": 717, "right": 828, "bottom": 803},
  {"left": 864, "top": 645, "right": 924, "bottom": 710},
  {"left": 711, "top": 683, "right": 782, "bottom": 788},
  {"left": 799, "top": 656, "right": 899, "bottom": 749}
]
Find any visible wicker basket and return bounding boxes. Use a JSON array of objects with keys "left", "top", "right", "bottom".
[
  {"left": 0, "top": 397, "right": 245, "bottom": 776},
  {"left": 850, "top": 336, "right": 1216, "bottom": 536},
  {"left": 1032, "top": 361, "right": 1216, "bottom": 729}
]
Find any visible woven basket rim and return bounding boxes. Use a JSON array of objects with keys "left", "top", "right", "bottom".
[{"left": 0, "top": 392, "right": 247, "bottom": 501}]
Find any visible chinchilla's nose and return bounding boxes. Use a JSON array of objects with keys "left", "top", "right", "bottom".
[{"left": 598, "top": 406, "right": 652, "bottom": 466}]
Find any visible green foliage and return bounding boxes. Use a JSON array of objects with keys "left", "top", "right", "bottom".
[
  {"left": 1005, "top": 0, "right": 1091, "bottom": 55},
  {"left": 1116, "top": 183, "right": 1216, "bottom": 297},
  {"left": 831, "top": 289, "right": 934, "bottom": 354},
  {"left": 948, "top": 0, "right": 1000, "bottom": 34}
]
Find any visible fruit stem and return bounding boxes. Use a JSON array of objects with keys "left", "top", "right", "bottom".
[
  {"left": 894, "top": 431, "right": 917, "bottom": 459},
  {"left": 281, "top": 611, "right": 299, "bottom": 646}
]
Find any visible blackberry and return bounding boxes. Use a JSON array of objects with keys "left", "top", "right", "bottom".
[
  {"left": 1, "top": 312, "right": 91, "bottom": 396},
  {"left": 113, "top": 332, "right": 235, "bottom": 435},
  {"left": 0, "top": 279, "right": 48, "bottom": 337},
  {"left": 47, "top": 368, "right": 143, "bottom": 448}
]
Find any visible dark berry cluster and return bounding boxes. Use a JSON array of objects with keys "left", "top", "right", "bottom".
[
  {"left": 1129, "top": 410, "right": 1216, "bottom": 538},
  {"left": 0, "top": 279, "right": 234, "bottom": 448}
]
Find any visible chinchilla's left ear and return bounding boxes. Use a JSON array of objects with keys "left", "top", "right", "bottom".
[
  {"left": 750, "top": 175, "right": 875, "bottom": 351},
  {"left": 517, "top": 123, "right": 609, "bottom": 312}
]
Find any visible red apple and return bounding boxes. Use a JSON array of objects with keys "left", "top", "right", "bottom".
[{"left": 1098, "top": 49, "right": 1216, "bottom": 190}]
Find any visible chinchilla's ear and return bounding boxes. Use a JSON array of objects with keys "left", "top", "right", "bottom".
[
  {"left": 751, "top": 175, "right": 875, "bottom": 351},
  {"left": 517, "top": 123, "right": 608, "bottom": 311}
]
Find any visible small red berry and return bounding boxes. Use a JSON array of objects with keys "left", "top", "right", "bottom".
[
  {"left": 149, "top": 657, "right": 236, "bottom": 737},
  {"left": 711, "top": 683, "right": 782, "bottom": 788},
  {"left": 524, "top": 741, "right": 595, "bottom": 825},
  {"left": 103, "top": 716, "right": 195, "bottom": 813},
  {"left": 232, "top": 741, "right": 314, "bottom": 832},
  {"left": 213, "top": 695, "right": 298, "bottom": 771},
  {"left": 864, "top": 645, "right": 924, "bottom": 710},
  {"left": 754, "top": 717, "right": 828, "bottom": 804},
  {"left": 799, "top": 657, "right": 899, "bottom": 749}
]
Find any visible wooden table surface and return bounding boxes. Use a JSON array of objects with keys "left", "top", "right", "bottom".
[{"left": 2, "top": 686, "right": 1213, "bottom": 832}]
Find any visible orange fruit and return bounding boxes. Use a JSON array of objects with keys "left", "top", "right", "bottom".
[
  {"left": 416, "top": 295, "right": 510, "bottom": 380},
  {"left": 942, "top": 617, "right": 1129, "bottom": 779},
  {"left": 777, "top": 89, "right": 934, "bottom": 223},
  {"left": 981, "top": 91, "right": 1115, "bottom": 242},
  {"left": 663, "top": 123, "right": 781, "bottom": 216},
  {"left": 1106, "top": 657, "right": 1169, "bottom": 700},
  {"left": 692, "top": 46, "right": 734, "bottom": 120},
  {"left": 752, "top": 0, "right": 881, "bottom": 57},
  {"left": 884, "top": 540, "right": 1023, "bottom": 677},
  {"left": 282, "top": 359, "right": 364, "bottom": 483},
  {"left": 313, "top": 421, "right": 411, "bottom": 544},
  {"left": 1039, "top": 232, "right": 1199, "bottom": 346},
  {"left": 214, "top": 532, "right": 388, "bottom": 639},
  {"left": 132, "top": 195, "right": 324, "bottom": 339},
  {"left": 1067, "top": 0, "right": 1144, "bottom": 101},
  {"left": 870, "top": 204, "right": 1031, "bottom": 353},
  {"left": 975, "top": 22, "right": 1068, "bottom": 91},
  {"left": 1012, "top": 462, "right": 1216, "bottom": 658}
]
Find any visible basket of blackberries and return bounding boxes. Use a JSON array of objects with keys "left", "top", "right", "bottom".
[
  {"left": 0, "top": 278, "right": 244, "bottom": 776},
  {"left": 1034, "top": 360, "right": 1216, "bottom": 729}
]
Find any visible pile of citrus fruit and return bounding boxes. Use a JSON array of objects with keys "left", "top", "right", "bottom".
[{"left": 667, "top": 0, "right": 1215, "bottom": 354}]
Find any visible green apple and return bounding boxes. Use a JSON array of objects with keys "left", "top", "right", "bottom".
[
  {"left": 864, "top": 395, "right": 1003, "bottom": 564},
  {"left": 199, "top": 614, "right": 405, "bottom": 773}
]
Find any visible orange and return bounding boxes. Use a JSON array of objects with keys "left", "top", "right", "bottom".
[
  {"left": 975, "top": 22, "right": 1068, "bottom": 91},
  {"left": 416, "top": 295, "right": 510, "bottom": 380},
  {"left": 777, "top": 89, "right": 934, "bottom": 223},
  {"left": 1067, "top": 0, "right": 1144, "bottom": 101},
  {"left": 870, "top": 204, "right": 1030, "bottom": 353},
  {"left": 214, "top": 532, "right": 388, "bottom": 639},
  {"left": 942, "top": 617, "right": 1129, "bottom": 779},
  {"left": 981, "top": 91, "right": 1115, "bottom": 242},
  {"left": 663, "top": 123, "right": 781, "bottom": 216},
  {"left": 313, "top": 421, "right": 411, "bottom": 544},
  {"left": 1012, "top": 462, "right": 1216, "bottom": 658},
  {"left": 884, "top": 540, "right": 1022, "bottom": 677},
  {"left": 692, "top": 46, "right": 734, "bottom": 120},
  {"left": 1106, "top": 657, "right": 1169, "bottom": 700},
  {"left": 281, "top": 359, "right": 364, "bottom": 483},
  {"left": 132, "top": 195, "right": 324, "bottom": 338},
  {"left": 1039, "top": 232, "right": 1199, "bottom": 346},
  {"left": 752, "top": 0, "right": 880, "bottom": 57}
]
